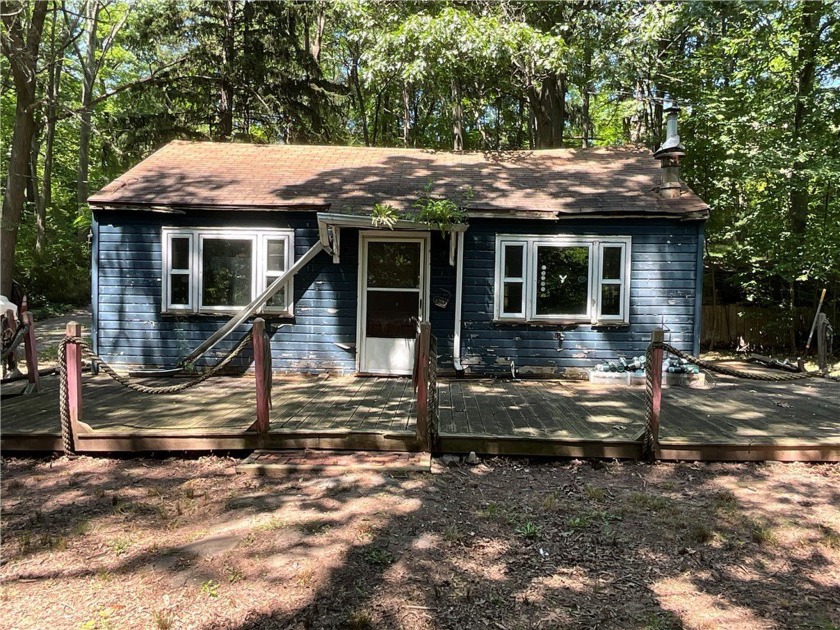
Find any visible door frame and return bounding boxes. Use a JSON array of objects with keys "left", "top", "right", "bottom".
[{"left": 356, "top": 230, "right": 431, "bottom": 375}]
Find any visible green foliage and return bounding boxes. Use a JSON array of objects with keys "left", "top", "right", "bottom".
[
  {"left": 412, "top": 196, "right": 466, "bottom": 233},
  {"left": 3, "top": 0, "right": 839, "bottom": 318},
  {"left": 515, "top": 521, "right": 542, "bottom": 539},
  {"left": 370, "top": 203, "right": 399, "bottom": 229}
]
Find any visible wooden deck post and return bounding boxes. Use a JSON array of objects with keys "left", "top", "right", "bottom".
[
  {"left": 415, "top": 322, "right": 431, "bottom": 451},
  {"left": 252, "top": 318, "right": 270, "bottom": 434},
  {"left": 647, "top": 328, "right": 665, "bottom": 460},
  {"left": 65, "top": 321, "right": 83, "bottom": 451},
  {"left": 816, "top": 313, "right": 828, "bottom": 371},
  {"left": 22, "top": 310, "right": 39, "bottom": 393}
]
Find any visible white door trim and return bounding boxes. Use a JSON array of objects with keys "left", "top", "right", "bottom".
[{"left": 356, "top": 231, "right": 431, "bottom": 375}]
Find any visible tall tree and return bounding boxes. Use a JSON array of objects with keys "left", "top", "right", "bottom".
[{"left": 1, "top": 0, "right": 49, "bottom": 296}]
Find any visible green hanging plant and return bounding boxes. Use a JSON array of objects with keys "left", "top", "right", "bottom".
[
  {"left": 412, "top": 197, "right": 466, "bottom": 233},
  {"left": 370, "top": 203, "right": 400, "bottom": 229}
]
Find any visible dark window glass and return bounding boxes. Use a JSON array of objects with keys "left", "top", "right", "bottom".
[
  {"left": 535, "top": 246, "right": 589, "bottom": 316},
  {"left": 202, "top": 239, "right": 252, "bottom": 307},
  {"left": 601, "top": 284, "right": 621, "bottom": 316},
  {"left": 267, "top": 239, "right": 286, "bottom": 272},
  {"left": 171, "top": 237, "right": 190, "bottom": 270},
  {"left": 367, "top": 241, "right": 421, "bottom": 288},
  {"left": 170, "top": 274, "right": 189, "bottom": 305},
  {"left": 264, "top": 280, "right": 286, "bottom": 310},
  {"left": 602, "top": 246, "right": 623, "bottom": 280},
  {"left": 504, "top": 244, "right": 524, "bottom": 278},
  {"left": 365, "top": 290, "right": 419, "bottom": 338},
  {"left": 503, "top": 282, "right": 523, "bottom": 315}
]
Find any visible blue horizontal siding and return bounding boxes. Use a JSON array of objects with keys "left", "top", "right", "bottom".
[
  {"left": 457, "top": 218, "right": 702, "bottom": 375},
  {"left": 93, "top": 210, "right": 702, "bottom": 375}
]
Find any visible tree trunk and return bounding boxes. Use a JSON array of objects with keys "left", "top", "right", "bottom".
[
  {"left": 349, "top": 53, "right": 369, "bottom": 146},
  {"left": 527, "top": 73, "right": 565, "bottom": 148},
  {"left": 402, "top": 84, "right": 410, "bottom": 146},
  {"left": 77, "top": 0, "right": 100, "bottom": 210},
  {"left": 582, "top": 84, "right": 593, "bottom": 148},
  {"left": 217, "top": 0, "right": 235, "bottom": 140},
  {"left": 789, "top": 0, "right": 822, "bottom": 236},
  {"left": 1, "top": 1, "right": 49, "bottom": 296},
  {"left": 451, "top": 77, "right": 463, "bottom": 151},
  {"left": 36, "top": 10, "right": 64, "bottom": 253}
]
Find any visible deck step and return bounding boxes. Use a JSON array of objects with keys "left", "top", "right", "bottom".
[{"left": 236, "top": 449, "right": 431, "bottom": 475}]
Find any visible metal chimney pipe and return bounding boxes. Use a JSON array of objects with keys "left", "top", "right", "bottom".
[{"left": 653, "top": 104, "right": 686, "bottom": 199}]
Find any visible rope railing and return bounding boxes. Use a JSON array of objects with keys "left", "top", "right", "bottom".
[
  {"left": 642, "top": 336, "right": 837, "bottom": 459},
  {"left": 58, "top": 330, "right": 254, "bottom": 454}
]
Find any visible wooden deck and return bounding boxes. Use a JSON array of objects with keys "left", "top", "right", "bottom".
[
  {"left": 2, "top": 371, "right": 839, "bottom": 461},
  {"left": 437, "top": 376, "right": 840, "bottom": 461},
  {"left": 0, "top": 375, "right": 418, "bottom": 453}
]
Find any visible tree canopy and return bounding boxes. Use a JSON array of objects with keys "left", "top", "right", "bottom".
[{"left": 2, "top": 0, "right": 839, "bottom": 321}]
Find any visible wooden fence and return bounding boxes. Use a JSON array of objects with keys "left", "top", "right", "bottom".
[{"left": 701, "top": 305, "right": 835, "bottom": 352}]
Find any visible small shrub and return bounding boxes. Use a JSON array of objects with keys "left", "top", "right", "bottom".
[
  {"left": 255, "top": 516, "right": 288, "bottom": 532},
  {"left": 346, "top": 610, "right": 374, "bottom": 629},
  {"left": 711, "top": 490, "right": 738, "bottom": 512},
  {"left": 200, "top": 579, "right": 220, "bottom": 598},
  {"left": 751, "top": 523, "right": 777, "bottom": 546},
  {"left": 72, "top": 520, "right": 90, "bottom": 537},
  {"left": 516, "top": 521, "right": 542, "bottom": 539},
  {"left": 443, "top": 523, "right": 463, "bottom": 544},
  {"left": 225, "top": 564, "right": 244, "bottom": 584},
  {"left": 296, "top": 567, "right": 315, "bottom": 587},
  {"left": 584, "top": 485, "right": 606, "bottom": 501},
  {"left": 627, "top": 492, "right": 672, "bottom": 512},
  {"left": 687, "top": 522, "right": 714, "bottom": 544},
  {"left": 298, "top": 520, "right": 332, "bottom": 536},
  {"left": 542, "top": 493, "right": 559, "bottom": 511},
  {"left": 108, "top": 536, "right": 132, "bottom": 556},
  {"left": 153, "top": 611, "right": 174, "bottom": 630},
  {"left": 483, "top": 502, "right": 502, "bottom": 518},
  {"left": 819, "top": 526, "right": 840, "bottom": 550},
  {"left": 568, "top": 515, "right": 592, "bottom": 530},
  {"left": 364, "top": 548, "right": 394, "bottom": 566}
]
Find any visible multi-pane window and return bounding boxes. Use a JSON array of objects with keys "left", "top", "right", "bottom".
[
  {"left": 495, "top": 235, "right": 631, "bottom": 324},
  {"left": 162, "top": 228, "right": 294, "bottom": 315}
]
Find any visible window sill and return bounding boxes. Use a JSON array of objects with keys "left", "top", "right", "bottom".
[
  {"left": 493, "top": 319, "right": 584, "bottom": 329},
  {"left": 493, "top": 319, "right": 630, "bottom": 329},
  {"left": 162, "top": 311, "right": 294, "bottom": 320}
]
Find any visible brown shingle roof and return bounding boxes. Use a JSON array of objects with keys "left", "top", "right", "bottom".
[{"left": 89, "top": 141, "right": 709, "bottom": 219}]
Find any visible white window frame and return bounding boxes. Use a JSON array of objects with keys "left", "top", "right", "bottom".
[
  {"left": 161, "top": 227, "right": 294, "bottom": 316},
  {"left": 498, "top": 241, "right": 527, "bottom": 319},
  {"left": 493, "top": 234, "right": 631, "bottom": 325},
  {"left": 163, "top": 231, "right": 194, "bottom": 312}
]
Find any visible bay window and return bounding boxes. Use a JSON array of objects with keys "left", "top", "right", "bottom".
[
  {"left": 494, "top": 235, "right": 631, "bottom": 324},
  {"left": 162, "top": 228, "right": 294, "bottom": 315}
]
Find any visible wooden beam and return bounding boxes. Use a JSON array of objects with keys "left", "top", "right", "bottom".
[
  {"left": 65, "top": 321, "right": 83, "bottom": 452},
  {"left": 22, "top": 310, "right": 39, "bottom": 393},
  {"left": 646, "top": 328, "right": 664, "bottom": 461},
  {"left": 253, "top": 317, "right": 270, "bottom": 435},
  {"left": 415, "top": 322, "right": 431, "bottom": 451}
]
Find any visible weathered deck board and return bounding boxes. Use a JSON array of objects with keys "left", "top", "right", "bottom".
[{"left": 2, "top": 371, "right": 838, "bottom": 461}]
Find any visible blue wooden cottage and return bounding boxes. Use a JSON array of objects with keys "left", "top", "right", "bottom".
[{"left": 88, "top": 116, "right": 708, "bottom": 378}]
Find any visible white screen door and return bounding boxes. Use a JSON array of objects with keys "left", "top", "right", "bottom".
[{"left": 359, "top": 235, "right": 427, "bottom": 375}]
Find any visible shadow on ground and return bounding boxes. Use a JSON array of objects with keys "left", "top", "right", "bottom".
[{"left": 1, "top": 455, "right": 838, "bottom": 629}]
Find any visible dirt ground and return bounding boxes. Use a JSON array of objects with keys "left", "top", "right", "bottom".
[{"left": 1, "top": 455, "right": 838, "bottom": 630}]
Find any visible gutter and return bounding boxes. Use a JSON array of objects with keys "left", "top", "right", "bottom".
[{"left": 453, "top": 230, "right": 466, "bottom": 375}]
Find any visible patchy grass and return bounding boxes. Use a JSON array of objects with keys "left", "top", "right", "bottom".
[
  {"left": 1, "top": 456, "right": 838, "bottom": 629},
  {"left": 515, "top": 521, "right": 542, "bottom": 539}
]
